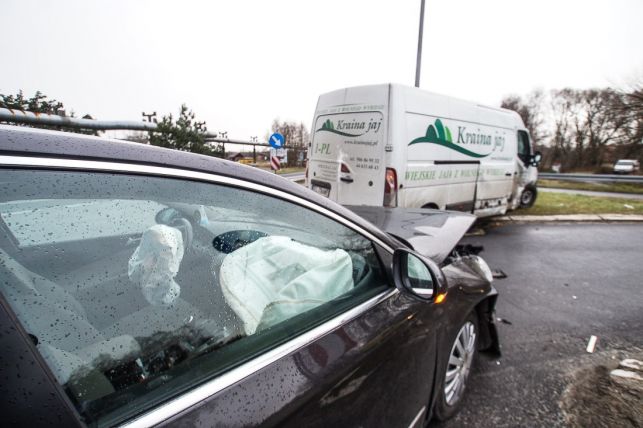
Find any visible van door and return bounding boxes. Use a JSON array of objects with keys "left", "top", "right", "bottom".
[
  {"left": 308, "top": 111, "right": 386, "bottom": 206},
  {"left": 507, "top": 129, "right": 539, "bottom": 209},
  {"left": 514, "top": 130, "right": 537, "bottom": 188}
]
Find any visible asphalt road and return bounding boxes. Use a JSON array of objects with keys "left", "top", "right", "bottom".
[{"left": 432, "top": 223, "right": 643, "bottom": 428}]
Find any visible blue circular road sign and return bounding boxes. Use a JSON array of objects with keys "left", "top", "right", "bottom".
[{"left": 269, "top": 133, "right": 285, "bottom": 149}]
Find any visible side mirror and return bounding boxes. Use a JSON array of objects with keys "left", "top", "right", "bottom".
[
  {"left": 392, "top": 249, "right": 447, "bottom": 302},
  {"left": 531, "top": 151, "right": 542, "bottom": 167}
]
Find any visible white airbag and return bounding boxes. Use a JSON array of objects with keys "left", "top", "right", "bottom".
[
  {"left": 220, "top": 236, "right": 353, "bottom": 334},
  {"left": 128, "top": 224, "right": 183, "bottom": 306}
]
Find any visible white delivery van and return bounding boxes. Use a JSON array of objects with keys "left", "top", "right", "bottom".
[{"left": 306, "top": 84, "right": 541, "bottom": 217}]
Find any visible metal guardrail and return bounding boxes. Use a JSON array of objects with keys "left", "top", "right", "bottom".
[
  {"left": 0, "top": 107, "right": 159, "bottom": 131},
  {"left": 1, "top": 110, "right": 314, "bottom": 169},
  {"left": 0, "top": 108, "right": 266, "bottom": 144},
  {"left": 539, "top": 172, "right": 643, "bottom": 184}
]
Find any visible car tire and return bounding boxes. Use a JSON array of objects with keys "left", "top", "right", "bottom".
[
  {"left": 422, "top": 203, "right": 439, "bottom": 210},
  {"left": 520, "top": 186, "right": 537, "bottom": 208},
  {"left": 434, "top": 312, "right": 479, "bottom": 421}
]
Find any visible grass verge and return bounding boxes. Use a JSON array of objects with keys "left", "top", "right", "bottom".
[
  {"left": 519, "top": 192, "right": 643, "bottom": 215},
  {"left": 276, "top": 167, "right": 305, "bottom": 175},
  {"left": 254, "top": 165, "right": 305, "bottom": 175},
  {"left": 539, "top": 179, "right": 643, "bottom": 195}
]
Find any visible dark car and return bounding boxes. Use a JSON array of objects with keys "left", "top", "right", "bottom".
[{"left": 0, "top": 125, "right": 499, "bottom": 427}]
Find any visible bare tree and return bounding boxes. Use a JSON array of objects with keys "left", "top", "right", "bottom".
[
  {"left": 549, "top": 88, "right": 577, "bottom": 170},
  {"left": 505, "top": 78, "right": 643, "bottom": 172},
  {"left": 266, "top": 119, "right": 310, "bottom": 167},
  {"left": 267, "top": 119, "right": 310, "bottom": 148},
  {"left": 612, "top": 80, "right": 643, "bottom": 160},
  {"left": 501, "top": 89, "right": 546, "bottom": 145}
]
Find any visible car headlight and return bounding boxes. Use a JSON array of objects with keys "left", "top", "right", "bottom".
[{"left": 471, "top": 255, "right": 493, "bottom": 283}]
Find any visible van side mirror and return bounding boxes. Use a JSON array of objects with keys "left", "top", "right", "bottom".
[
  {"left": 392, "top": 249, "right": 447, "bottom": 302},
  {"left": 531, "top": 151, "right": 542, "bottom": 167}
]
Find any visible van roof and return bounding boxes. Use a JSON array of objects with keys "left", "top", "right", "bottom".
[{"left": 317, "top": 83, "right": 525, "bottom": 130}]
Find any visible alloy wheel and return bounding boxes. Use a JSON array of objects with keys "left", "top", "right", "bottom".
[{"left": 444, "top": 321, "right": 476, "bottom": 406}]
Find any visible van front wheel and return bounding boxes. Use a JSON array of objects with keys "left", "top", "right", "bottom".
[{"left": 520, "top": 186, "right": 537, "bottom": 208}]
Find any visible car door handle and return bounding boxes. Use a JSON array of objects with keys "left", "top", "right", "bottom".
[
  {"left": 340, "top": 177, "right": 354, "bottom": 183},
  {"left": 505, "top": 173, "right": 512, "bottom": 176}
]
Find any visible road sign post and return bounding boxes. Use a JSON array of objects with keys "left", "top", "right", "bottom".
[
  {"left": 269, "top": 133, "right": 286, "bottom": 173},
  {"left": 270, "top": 154, "right": 281, "bottom": 171},
  {"left": 269, "top": 133, "right": 285, "bottom": 149},
  {"left": 270, "top": 147, "right": 287, "bottom": 173}
]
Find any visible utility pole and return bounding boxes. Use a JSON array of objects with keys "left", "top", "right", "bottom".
[
  {"left": 251, "top": 136, "right": 258, "bottom": 164},
  {"left": 415, "top": 0, "right": 426, "bottom": 88}
]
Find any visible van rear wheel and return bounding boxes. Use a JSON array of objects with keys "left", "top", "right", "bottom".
[{"left": 422, "top": 203, "right": 439, "bottom": 210}]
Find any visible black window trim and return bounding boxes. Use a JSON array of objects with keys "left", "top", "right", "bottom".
[{"left": 0, "top": 155, "right": 394, "bottom": 254}]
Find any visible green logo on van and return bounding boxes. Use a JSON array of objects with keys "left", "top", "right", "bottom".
[
  {"left": 409, "top": 119, "right": 491, "bottom": 158},
  {"left": 317, "top": 119, "right": 367, "bottom": 138}
]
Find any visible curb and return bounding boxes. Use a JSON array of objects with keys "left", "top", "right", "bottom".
[{"left": 495, "top": 214, "right": 643, "bottom": 222}]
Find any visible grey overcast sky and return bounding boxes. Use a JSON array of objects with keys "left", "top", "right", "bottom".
[{"left": 2, "top": 0, "right": 642, "bottom": 141}]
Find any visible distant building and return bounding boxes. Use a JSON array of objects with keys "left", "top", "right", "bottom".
[{"left": 227, "top": 152, "right": 245, "bottom": 162}]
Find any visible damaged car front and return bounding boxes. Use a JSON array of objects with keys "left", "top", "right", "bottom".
[{"left": 347, "top": 205, "right": 500, "bottom": 420}]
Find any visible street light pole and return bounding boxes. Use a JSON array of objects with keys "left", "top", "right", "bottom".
[{"left": 415, "top": 0, "right": 426, "bottom": 88}]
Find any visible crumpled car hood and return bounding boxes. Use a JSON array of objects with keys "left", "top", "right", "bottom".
[{"left": 345, "top": 206, "right": 476, "bottom": 264}]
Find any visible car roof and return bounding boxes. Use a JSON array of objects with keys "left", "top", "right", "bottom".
[
  {"left": 0, "top": 124, "right": 279, "bottom": 184},
  {"left": 0, "top": 125, "right": 394, "bottom": 247}
]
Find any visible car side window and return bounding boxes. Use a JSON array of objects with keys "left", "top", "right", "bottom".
[{"left": 0, "top": 168, "right": 389, "bottom": 426}]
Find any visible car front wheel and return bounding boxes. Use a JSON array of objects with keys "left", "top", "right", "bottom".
[{"left": 434, "top": 312, "right": 478, "bottom": 421}]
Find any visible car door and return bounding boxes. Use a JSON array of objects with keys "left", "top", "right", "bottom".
[{"left": 0, "top": 161, "right": 440, "bottom": 427}]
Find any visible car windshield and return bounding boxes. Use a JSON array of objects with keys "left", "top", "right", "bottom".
[{"left": 616, "top": 161, "right": 634, "bottom": 166}]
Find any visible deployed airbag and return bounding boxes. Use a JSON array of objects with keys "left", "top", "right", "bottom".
[
  {"left": 129, "top": 224, "right": 184, "bottom": 306},
  {"left": 220, "top": 236, "right": 353, "bottom": 334}
]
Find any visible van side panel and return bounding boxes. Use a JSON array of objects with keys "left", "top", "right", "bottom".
[
  {"left": 395, "top": 86, "right": 517, "bottom": 215},
  {"left": 475, "top": 106, "right": 518, "bottom": 214},
  {"left": 402, "top": 112, "right": 479, "bottom": 210}
]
